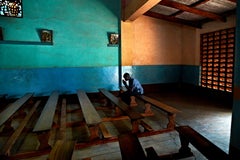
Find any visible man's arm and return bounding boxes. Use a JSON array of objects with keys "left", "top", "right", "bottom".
[{"left": 122, "top": 80, "right": 131, "bottom": 90}]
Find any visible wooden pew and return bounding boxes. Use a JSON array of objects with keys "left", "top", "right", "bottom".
[
  {"left": 99, "top": 88, "right": 143, "bottom": 133},
  {"left": 48, "top": 140, "right": 75, "bottom": 160},
  {"left": 1, "top": 101, "right": 41, "bottom": 156},
  {"left": 118, "top": 133, "right": 147, "bottom": 160},
  {"left": 137, "top": 95, "right": 180, "bottom": 130},
  {"left": 0, "top": 93, "right": 33, "bottom": 126},
  {"left": 175, "top": 125, "right": 228, "bottom": 160},
  {"left": 33, "top": 91, "right": 59, "bottom": 150},
  {"left": 77, "top": 90, "right": 103, "bottom": 140}
]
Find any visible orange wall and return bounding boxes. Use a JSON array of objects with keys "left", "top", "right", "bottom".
[
  {"left": 121, "top": 15, "right": 197, "bottom": 66},
  {"left": 121, "top": 14, "right": 236, "bottom": 66}
]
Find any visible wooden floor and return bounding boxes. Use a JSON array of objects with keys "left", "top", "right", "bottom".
[{"left": 0, "top": 89, "right": 232, "bottom": 159}]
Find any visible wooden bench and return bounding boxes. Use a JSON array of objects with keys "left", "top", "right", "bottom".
[
  {"left": 33, "top": 91, "right": 59, "bottom": 150},
  {"left": 175, "top": 125, "right": 228, "bottom": 160},
  {"left": 99, "top": 88, "right": 144, "bottom": 133},
  {"left": 0, "top": 93, "right": 33, "bottom": 126},
  {"left": 137, "top": 95, "right": 180, "bottom": 130},
  {"left": 118, "top": 133, "right": 147, "bottom": 160},
  {"left": 77, "top": 90, "right": 106, "bottom": 140},
  {"left": 118, "top": 133, "right": 161, "bottom": 160},
  {"left": 1, "top": 101, "right": 41, "bottom": 156},
  {"left": 48, "top": 140, "right": 75, "bottom": 160}
]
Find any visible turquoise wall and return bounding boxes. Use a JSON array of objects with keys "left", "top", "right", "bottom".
[
  {"left": 0, "top": 0, "right": 199, "bottom": 97},
  {"left": 0, "top": 0, "right": 122, "bottom": 97},
  {"left": 0, "top": 0, "right": 120, "bottom": 68}
]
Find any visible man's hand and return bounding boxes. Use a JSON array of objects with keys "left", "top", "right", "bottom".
[{"left": 122, "top": 80, "right": 127, "bottom": 86}]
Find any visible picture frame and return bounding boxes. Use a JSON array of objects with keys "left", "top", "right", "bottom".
[
  {"left": 0, "top": 0, "right": 23, "bottom": 18},
  {"left": 0, "top": 27, "right": 3, "bottom": 40},
  {"left": 109, "top": 33, "right": 119, "bottom": 45},
  {"left": 41, "top": 29, "right": 53, "bottom": 43}
]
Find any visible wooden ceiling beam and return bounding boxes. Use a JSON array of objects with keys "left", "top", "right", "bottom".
[
  {"left": 123, "top": 0, "right": 162, "bottom": 21},
  {"left": 159, "top": 0, "right": 226, "bottom": 22},
  {"left": 170, "top": 0, "right": 210, "bottom": 17},
  {"left": 144, "top": 11, "right": 202, "bottom": 28}
]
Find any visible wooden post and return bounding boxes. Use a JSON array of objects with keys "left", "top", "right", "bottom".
[
  {"left": 36, "top": 131, "right": 51, "bottom": 150},
  {"left": 144, "top": 103, "right": 153, "bottom": 115},
  {"left": 131, "top": 120, "right": 140, "bottom": 133},
  {"left": 115, "top": 107, "right": 122, "bottom": 116},
  {"left": 88, "top": 124, "right": 101, "bottom": 140},
  {"left": 130, "top": 96, "right": 138, "bottom": 107},
  {"left": 167, "top": 113, "right": 176, "bottom": 129}
]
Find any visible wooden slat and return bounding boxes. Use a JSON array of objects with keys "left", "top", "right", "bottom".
[
  {"left": 176, "top": 126, "right": 228, "bottom": 160},
  {"left": 138, "top": 95, "right": 180, "bottom": 114},
  {"left": 33, "top": 91, "right": 59, "bottom": 132},
  {"left": 77, "top": 90, "right": 101, "bottom": 125},
  {"left": 48, "top": 140, "right": 75, "bottom": 160},
  {"left": 59, "top": 99, "right": 67, "bottom": 140},
  {"left": 99, "top": 88, "right": 143, "bottom": 120},
  {"left": 1, "top": 100, "right": 41, "bottom": 155},
  {"left": 0, "top": 93, "right": 33, "bottom": 126},
  {"left": 118, "top": 133, "right": 147, "bottom": 160}
]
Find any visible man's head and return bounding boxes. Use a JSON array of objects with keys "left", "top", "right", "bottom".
[{"left": 123, "top": 73, "right": 131, "bottom": 81}]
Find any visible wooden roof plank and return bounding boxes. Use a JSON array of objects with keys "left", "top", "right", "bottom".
[{"left": 159, "top": 0, "right": 226, "bottom": 22}]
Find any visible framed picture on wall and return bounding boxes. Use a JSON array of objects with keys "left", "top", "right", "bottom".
[
  {"left": 0, "top": 27, "right": 3, "bottom": 40},
  {"left": 0, "top": 0, "right": 23, "bottom": 18},
  {"left": 109, "top": 33, "right": 119, "bottom": 45},
  {"left": 41, "top": 29, "right": 53, "bottom": 43}
]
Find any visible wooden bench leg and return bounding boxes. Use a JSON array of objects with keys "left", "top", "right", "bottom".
[
  {"left": 130, "top": 96, "right": 137, "bottom": 107},
  {"left": 2, "top": 120, "right": 14, "bottom": 134},
  {"left": 36, "top": 131, "right": 51, "bottom": 150},
  {"left": 88, "top": 124, "right": 101, "bottom": 140},
  {"left": 167, "top": 113, "right": 176, "bottom": 129},
  {"left": 145, "top": 147, "right": 160, "bottom": 160},
  {"left": 131, "top": 120, "right": 140, "bottom": 133},
  {"left": 115, "top": 107, "right": 122, "bottom": 116},
  {"left": 144, "top": 103, "right": 154, "bottom": 115},
  {"left": 178, "top": 132, "right": 193, "bottom": 157}
]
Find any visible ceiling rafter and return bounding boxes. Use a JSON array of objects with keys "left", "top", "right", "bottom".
[
  {"left": 123, "top": 0, "right": 162, "bottom": 21},
  {"left": 159, "top": 0, "right": 226, "bottom": 22},
  {"left": 144, "top": 11, "right": 202, "bottom": 28},
  {"left": 122, "top": 0, "right": 236, "bottom": 28},
  {"left": 169, "top": 0, "right": 211, "bottom": 17}
]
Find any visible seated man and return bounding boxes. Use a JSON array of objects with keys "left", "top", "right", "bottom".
[{"left": 120, "top": 73, "right": 144, "bottom": 105}]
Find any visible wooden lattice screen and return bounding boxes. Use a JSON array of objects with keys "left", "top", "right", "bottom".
[{"left": 200, "top": 27, "right": 235, "bottom": 92}]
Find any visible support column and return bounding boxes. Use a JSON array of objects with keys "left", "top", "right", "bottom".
[{"left": 229, "top": 4, "right": 240, "bottom": 159}]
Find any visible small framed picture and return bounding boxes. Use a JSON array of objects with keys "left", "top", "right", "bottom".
[
  {"left": 0, "top": 27, "right": 3, "bottom": 40},
  {"left": 109, "top": 33, "right": 119, "bottom": 45},
  {"left": 41, "top": 29, "right": 53, "bottom": 43}
]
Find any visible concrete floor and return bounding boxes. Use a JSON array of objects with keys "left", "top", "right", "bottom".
[{"left": 1, "top": 89, "right": 232, "bottom": 160}]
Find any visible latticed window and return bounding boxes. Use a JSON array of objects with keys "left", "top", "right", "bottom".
[{"left": 200, "top": 28, "right": 235, "bottom": 92}]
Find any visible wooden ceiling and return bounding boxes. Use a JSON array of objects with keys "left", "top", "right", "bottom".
[{"left": 122, "top": 0, "right": 237, "bottom": 28}]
